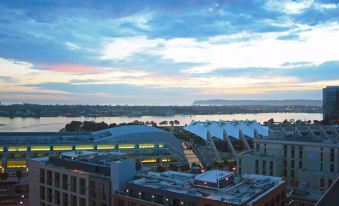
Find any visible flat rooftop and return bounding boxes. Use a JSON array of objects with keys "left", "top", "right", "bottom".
[
  {"left": 195, "top": 170, "right": 234, "bottom": 183},
  {"left": 207, "top": 174, "right": 284, "bottom": 204},
  {"left": 129, "top": 171, "right": 284, "bottom": 205},
  {"left": 34, "top": 151, "right": 130, "bottom": 177}
]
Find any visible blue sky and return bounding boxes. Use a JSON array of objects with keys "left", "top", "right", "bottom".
[{"left": 0, "top": 0, "right": 339, "bottom": 105}]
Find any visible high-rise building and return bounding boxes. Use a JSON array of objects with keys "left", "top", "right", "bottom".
[
  {"left": 323, "top": 86, "right": 339, "bottom": 124},
  {"left": 29, "top": 151, "right": 136, "bottom": 206}
]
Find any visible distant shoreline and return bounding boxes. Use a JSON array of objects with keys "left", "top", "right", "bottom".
[
  {"left": 0, "top": 104, "right": 322, "bottom": 118},
  {"left": 0, "top": 111, "right": 322, "bottom": 119}
]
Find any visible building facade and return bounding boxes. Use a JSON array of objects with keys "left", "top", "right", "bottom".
[
  {"left": 323, "top": 86, "right": 339, "bottom": 124},
  {"left": 29, "top": 151, "right": 136, "bottom": 206},
  {"left": 237, "top": 124, "right": 339, "bottom": 204}
]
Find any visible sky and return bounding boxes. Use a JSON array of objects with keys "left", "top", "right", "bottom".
[{"left": 0, "top": 0, "right": 339, "bottom": 105}]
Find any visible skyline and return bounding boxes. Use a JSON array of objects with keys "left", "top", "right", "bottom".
[{"left": 1, "top": 0, "right": 339, "bottom": 105}]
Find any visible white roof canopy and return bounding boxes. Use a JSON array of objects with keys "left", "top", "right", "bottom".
[{"left": 184, "top": 120, "right": 268, "bottom": 141}]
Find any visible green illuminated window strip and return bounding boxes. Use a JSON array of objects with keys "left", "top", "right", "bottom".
[
  {"left": 31, "top": 146, "right": 51, "bottom": 151},
  {"left": 118, "top": 144, "right": 135, "bottom": 149},
  {"left": 97, "top": 144, "right": 115, "bottom": 150},
  {"left": 54, "top": 145, "right": 73, "bottom": 151},
  {"left": 139, "top": 144, "right": 155, "bottom": 149},
  {"left": 76, "top": 145, "right": 94, "bottom": 150},
  {"left": 8, "top": 146, "right": 27, "bottom": 152},
  {"left": 7, "top": 160, "right": 26, "bottom": 168},
  {"left": 141, "top": 158, "right": 157, "bottom": 163}
]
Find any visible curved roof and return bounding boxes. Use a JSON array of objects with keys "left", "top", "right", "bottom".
[
  {"left": 184, "top": 120, "right": 268, "bottom": 141},
  {"left": 92, "top": 125, "right": 184, "bottom": 155}
]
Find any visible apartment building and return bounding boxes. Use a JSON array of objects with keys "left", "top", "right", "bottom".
[
  {"left": 113, "top": 170, "right": 286, "bottom": 206},
  {"left": 29, "top": 151, "right": 136, "bottom": 206},
  {"left": 236, "top": 124, "right": 339, "bottom": 204}
]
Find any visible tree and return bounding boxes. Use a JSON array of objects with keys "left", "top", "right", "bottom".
[
  {"left": 174, "top": 120, "right": 180, "bottom": 125},
  {"left": 16, "top": 170, "right": 23, "bottom": 182},
  {"left": 169, "top": 121, "right": 175, "bottom": 126},
  {"left": 0, "top": 171, "right": 9, "bottom": 182},
  {"left": 156, "top": 165, "right": 166, "bottom": 172},
  {"left": 168, "top": 164, "right": 178, "bottom": 171},
  {"left": 159, "top": 121, "right": 168, "bottom": 126}
]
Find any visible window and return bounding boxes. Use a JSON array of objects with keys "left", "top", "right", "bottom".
[
  {"left": 291, "top": 146, "right": 295, "bottom": 158},
  {"left": 40, "top": 168, "right": 45, "bottom": 184},
  {"left": 55, "top": 172, "right": 60, "bottom": 188},
  {"left": 71, "top": 176, "right": 77, "bottom": 193},
  {"left": 128, "top": 202, "right": 137, "bottom": 206},
  {"left": 320, "top": 178, "right": 325, "bottom": 187},
  {"left": 47, "top": 188, "right": 52, "bottom": 202},
  {"left": 330, "top": 164, "right": 334, "bottom": 172},
  {"left": 80, "top": 198, "right": 86, "bottom": 206},
  {"left": 270, "top": 161, "right": 273, "bottom": 176},
  {"left": 283, "top": 169, "right": 287, "bottom": 177},
  {"left": 40, "top": 186, "right": 45, "bottom": 200},
  {"left": 63, "top": 193, "right": 69, "bottom": 206},
  {"left": 284, "top": 145, "right": 287, "bottom": 157},
  {"left": 299, "top": 161, "right": 302, "bottom": 169},
  {"left": 291, "top": 169, "right": 294, "bottom": 178},
  {"left": 283, "top": 159, "right": 287, "bottom": 167},
  {"left": 264, "top": 144, "right": 267, "bottom": 155},
  {"left": 62, "top": 174, "right": 68, "bottom": 190},
  {"left": 79, "top": 178, "right": 86, "bottom": 195},
  {"left": 270, "top": 198, "right": 274, "bottom": 206},
  {"left": 299, "top": 146, "right": 303, "bottom": 159},
  {"left": 262, "top": 160, "right": 266, "bottom": 175},
  {"left": 256, "top": 144, "right": 260, "bottom": 152},
  {"left": 321, "top": 163, "right": 323, "bottom": 171},
  {"left": 55, "top": 190, "right": 60, "bottom": 205},
  {"left": 255, "top": 160, "right": 259, "bottom": 174},
  {"left": 71, "top": 195, "right": 77, "bottom": 206},
  {"left": 291, "top": 160, "right": 295, "bottom": 168},
  {"left": 330, "top": 149, "right": 335, "bottom": 162},
  {"left": 47, "top": 170, "right": 52, "bottom": 185}
]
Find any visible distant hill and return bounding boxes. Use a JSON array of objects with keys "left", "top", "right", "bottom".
[{"left": 193, "top": 99, "right": 322, "bottom": 106}]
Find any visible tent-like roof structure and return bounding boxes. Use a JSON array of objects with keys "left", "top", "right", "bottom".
[{"left": 184, "top": 120, "right": 268, "bottom": 141}]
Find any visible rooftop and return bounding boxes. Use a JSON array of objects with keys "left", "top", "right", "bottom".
[
  {"left": 33, "top": 151, "right": 131, "bottom": 177},
  {"left": 266, "top": 124, "right": 339, "bottom": 144},
  {"left": 206, "top": 174, "right": 284, "bottom": 204},
  {"left": 128, "top": 171, "right": 284, "bottom": 205},
  {"left": 184, "top": 120, "right": 269, "bottom": 140},
  {"left": 195, "top": 170, "right": 234, "bottom": 183}
]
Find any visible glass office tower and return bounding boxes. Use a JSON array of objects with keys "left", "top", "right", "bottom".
[{"left": 323, "top": 86, "right": 339, "bottom": 124}]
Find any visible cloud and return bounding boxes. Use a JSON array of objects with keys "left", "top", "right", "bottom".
[
  {"left": 65, "top": 42, "right": 80, "bottom": 50},
  {"left": 101, "top": 22, "right": 339, "bottom": 74},
  {"left": 101, "top": 36, "right": 163, "bottom": 60},
  {"left": 46, "top": 64, "right": 105, "bottom": 74},
  {"left": 0, "top": 76, "right": 17, "bottom": 83},
  {"left": 265, "top": 0, "right": 314, "bottom": 14}
]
